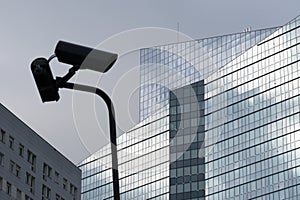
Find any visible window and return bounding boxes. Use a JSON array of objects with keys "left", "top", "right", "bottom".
[
  {"left": 43, "top": 163, "right": 52, "bottom": 180},
  {"left": 0, "top": 176, "right": 3, "bottom": 191},
  {"left": 63, "top": 178, "right": 67, "bottom": 190},
  {"left": 9, "top": 136, "right": 14, "bottom": 150},
  {"left": 17, "top": 189, "right": 22, "bottom": 200},
  {"left": 9, "top": 160, "right": 15, "bottom": 173},
  {"left": 19, "top": 143, "right": 24, "bottom": 157},
  {"left": 42, "top": 185, "right": 51, "bottom": 200},
  {"left": 16, "top": 165, "right": 21, "bottom": 178},
  {"left": 27, "top": 150, "right": 36, "bottom": 172},
  {"left": 0, "top": 129, "right": 5, "bottom": 143},
  {"left": 25, "top": 195, "right": 33, "bottom": 200},
  {"left": 70, "top": 183, "right": 77, "bottom": 198},
  {"left": 54, "top": 171, "right": 60, "bottom": 184},
  {"left": 26, "top": 172, "right": 35, "bottom": 194},
  {"left": 0, "top": 152, "right": 4, "bottom": 166},
  {"left": 9, "top": 160, "right": 21, "bottom": 177},
  {"left": 6, "top": 182, "right": 11, "bottom": 196}
]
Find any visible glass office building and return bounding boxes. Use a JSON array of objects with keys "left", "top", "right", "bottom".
[
  {"left": 203, "top": 16, "right": 300, "bottom": 199},
  {"left": 79, "top": 106, "right": 170, "bottom": 200},
  {"left": 80, "top": 15, "right": 300, "bottom": 199},
  {"left": 139, "top": 27, "right": 278, "bottom": 121}
]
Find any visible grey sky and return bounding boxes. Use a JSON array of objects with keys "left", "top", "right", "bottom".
[{"left": 1, "top": 1, "right": 299, "bottom": 164}]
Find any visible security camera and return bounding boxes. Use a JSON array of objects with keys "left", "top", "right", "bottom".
[
  {"left": 55, "top": 41, "right": 118, "bottom": 73},
  {"left": 31, "top": 41, "right": 118, "bottom": 103},
  {"left": 31, "top": 58, "right": 60, "bottom": 102}
]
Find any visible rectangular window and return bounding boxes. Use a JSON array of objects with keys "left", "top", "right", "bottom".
[
  {"left": 70, "top": 183, "right": 77, "bottom": 198},
  {"left": 54, "top": 171, "right": 59, "bottom": 184},
  {"left": 0, "top": 152, "right": 4, "bottom": 166},
  {"left": 42, "top": 185, "right": 51, "bottom": 200},
  {"left": 17, "top": 189, "right": 22, "bottom": 200},
  {"left": 16, "top": 165, "right": 21, "bottom": 178},
  {"left": 63, "top": 178, "right": 67, "bottom": 190},
  {"left": 0, "top": 176, "right": 3, "bottom": 191},
  {"left": 9, "top": 160, "right": 21, "bottom": 177},
  {"left": 9, "top": 136, "right": 14, "bottom": 150},
  {"left": 6, "top": 182, "right": 11, "bottom": 196},
  {"left": 19, "top": 143, "right": 24, "bottom": 157},
  {"left": 26, "top": 172, "right": 35, "bottom": 194},
  {"left": 25, "top": 195, "right": 33, "bottom": 200},
  {"left": 0, "top": 129, "right": 5, "bottom": 143},
  {"left": 9, "top": 160, "right": 15, "bottom": 173},
  {"left": 27, "top": 150, "right": 36, "bottom": 172},
  {"left": 43, "top": 163, "right": 52, "bottom": 180}
]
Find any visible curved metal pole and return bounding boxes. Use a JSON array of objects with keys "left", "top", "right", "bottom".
[{"left": 62, "top": 82, "right": 120, "bottom": 200}]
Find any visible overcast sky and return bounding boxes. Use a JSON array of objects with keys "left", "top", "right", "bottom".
[{"left": 1, "top": 1, "right": 299, "bottom": 164}]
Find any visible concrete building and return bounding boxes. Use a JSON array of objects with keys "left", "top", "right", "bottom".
[
  {"left": 80, "top": 15, "right": 300, "bottom": 200},
  {"left": 0, "top": 103, "right": 81, "bottom": 200}
]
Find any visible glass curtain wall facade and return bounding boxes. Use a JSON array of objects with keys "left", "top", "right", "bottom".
[
  {"left": 79, "top": 16, "right": 300, "bottom": 200},
  {"left": 169, "top": 81, "right": 206, "bottom": 199},
  {"left": 204, "top": 16, "right": 300, "bottom": 200},
  {"left": 79, "top": 106, "right": 169, "bottom": 200},
  {"left": 140, "top": 27, "right": 278, "bottom": 121}
]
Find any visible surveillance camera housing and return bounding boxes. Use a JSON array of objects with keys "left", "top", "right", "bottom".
[
  {"left": 55, "top": 41, "right": 118, "bottom": 73},
  {"left": 31, "top": 58, "right": 60, "bottom": 102}
]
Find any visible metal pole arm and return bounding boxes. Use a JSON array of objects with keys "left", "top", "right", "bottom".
[{"left": 60, "top": 81, "right": 120, "bottom": 200}]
